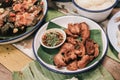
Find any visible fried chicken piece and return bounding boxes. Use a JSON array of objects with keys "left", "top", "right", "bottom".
[
  {"left": 64, "top": 50, "right": 77, "bottom": 63},
  {"left": 85, "top": 39, "right": 95, "bottom": 55},
  {"left": 66, "top": 37, "right": 77, "bottom": 45},
  {"left": 74, "top": 41, "right": 85, "bottom": 57},
  {"left": 54, "top": 43, "right": 74, "bottom": 68},
  {"left": 80, "top": 22, "right": 90, "bottom": 43},
  {"left": 85, "top": 39, "right": 99, "bottom": 58},
  {"left": 94, "top": 43, "right": 99, "bottom": 57},
  {"left": 60, "top": 43, "right": 75, "bottom": 53},
  {"left": 68, "top": 23, "right": 80, "bottom": 35},
  {"left": 77, "top": 55, "right": 90, "bottom": 69},
  {"left": 67, "top": 60, "right": 78, "bottom": 71},
  {"left": 54, "top": 53, "right": 66, "bottom": 68},
  {"left": 64, "top": 29, "right": 78, "bottom": 38}
]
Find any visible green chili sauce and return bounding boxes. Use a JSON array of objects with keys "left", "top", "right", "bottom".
[{"left": 42, "top": 31, "right": 63, "bottom": 47}]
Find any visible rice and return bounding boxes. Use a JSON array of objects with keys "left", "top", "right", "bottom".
[{"left": 75, "top": 0, "right": 115, "bottom": 10}]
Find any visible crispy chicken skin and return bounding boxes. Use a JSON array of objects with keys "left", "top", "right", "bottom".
[
  {"left": 66, "top": 37, "right": 77, "bottom": 45},
  {"left": 64, "top": 50, "right": 77, "bottom": 63},
  {"left": 85, "top": 39, "right": 95, "bottom": 55},
  {"left": 74, "top": 41, "right": 85, "bottom": 57},
  {"left": 64, "top": 29, "right": 78, "bottom": 38},
  {"left": 67, "top": 60, "right": 78, "bottom": 71},
  {"left": 80, "top": 22, "right": 90, "bottom": 43},
  {"left": 77, "top": 55, "right": 90, "bottom": 69},
  {"left": 53, "top": 53, "right": 66, "bottom": 68},
  {"left": 53, "top": 22, "right": 99, "bottom": 71},
  {"left": 94, "top": 44, "right": 99, "bottom": 57},
  {"left": 85, "top": 39, "right": 99, "bottom": 57},
  {"left": 60, "top": 43, "right": 74, "bottom": 53},
  {"left": 68, "top": 23, "right": 80, "bottom": 35}
]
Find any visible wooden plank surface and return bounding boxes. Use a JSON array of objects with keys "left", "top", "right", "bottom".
[
  {"left": 0, "top": 64, "right": 12, "bottom": 80},
  {"left": 0, "top": 45, "right": 33, "bottom": 72}
]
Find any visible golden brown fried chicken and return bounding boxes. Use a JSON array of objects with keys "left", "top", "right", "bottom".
[
  {"left": 74, "top": 41, "right": 85, "bottom": 57},
  {"left": 94, "top": 43, "right": 99, "bottom": 57},
  {"left": 85, "top": 39, "right": 99, "bottom": 58},
  {"left": 67, "top": 60, "right": 78, "bottom": 71},
  {"left": 66, "top": 37, "right": 77, "bottom": 45},
  {"left": 60, "top": 43, "right": 74, "bottom": 53},
  {"left": 77, "top": 55, "right": 90, "bottom": 68},
  {"left": 64, "top": 50, "right": 77, "bottom": 63},
  {"left": 53, "top": 22, "right": 100, "bottom": 71},
  {"left": 53, "top": 53, "right": 66, "bottom": 68},
  {"left": 80, "top": 22, "right": 90, "bottom": 43},
  {"left": 54, "top": 43, "right": 75, "bottom": 68},
  {"left": 68, "top": 23, "right": 80, "bottom": 35},
  {"left": 85, "top": 39, "right": 95, "bottom": 55},
  {"left": 64, "top": 29, "right": 78, "bottom": 38}
]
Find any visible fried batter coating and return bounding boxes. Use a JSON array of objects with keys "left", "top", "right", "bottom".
[
  {"left": 53, "top": 53, "right": 66, "bottom": 68},
  {"left": 64, "top": 29, "right": 78, "bottom": 38},
  {"left": 77, "top": 55, "right": 90, "bottom": 69},
  {"left": 94, "top": 43, "right": 99, "bottom": 57},
  {"left": 68, "top": 23, "right": 80, "bottom": 35},
  {"left": 80, "top": 22, "right": 90, "bottom": 43},
  {"left": 54, "top": 43, "right": 74, "bottom": 68},
  {"left": 85, "top": 39, "right": 95, "bottom": 55},
  {"left": 60, "top": 43, "right": 74, "bottom": 53},
  {"left": 66, "top": 37, "right": 77, "bottom": 45},
  {"left": 64, "top": 50, "right": 77, "bottom": 63},
  {"left": 74, "top": 41, "right": 85, "bottom": 57},
  {"left": 85, "top": 39, "right": 99, "bottom": 57},
  {"left": 67, "top": 60, "right": 78, "bottom": 71}
]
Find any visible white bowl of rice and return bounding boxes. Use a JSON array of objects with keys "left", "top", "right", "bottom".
[{"left": 72, "top": 0, "right": 118, "bottom": 22}]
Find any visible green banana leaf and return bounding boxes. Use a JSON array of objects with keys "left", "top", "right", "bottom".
[
  {"left": 107, "top": 44, "right": 120, "bottom": 62},
  {"left": 13, "top": 61, "right": 114, "bottom": 80}
]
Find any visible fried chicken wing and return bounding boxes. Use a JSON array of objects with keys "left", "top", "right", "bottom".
[
  {"left": 66, "top": 37, "right": 77, "bottom": 45},
  {"left": 53, "top": 53, "right": 66, "bottom": 68},
  {"left": 64, "top": 50, "right": 77, "bottom": 63},
  {"left": 64, "top": 29, "right": 78, "bottom": 38},
  {"left": 77, "top": 55, "right": 90, "bottom": 68},
  {"left": 67, "top": 60, "right": 78, "bottom": 71},
  {"left": 74, "top": 41, "right": 85, "bottom": 57},
  {"left": 68, "top": 23, "right": 80, "bottom": 35},
  {"left": 85, "top": 39, "right": 95, "bottom": 55},
  {"left": 94, "top": 43, "right": 99, "bottom": 57},
  {"left": 80, "top": 22, "right": 90, "bottom": 43}
]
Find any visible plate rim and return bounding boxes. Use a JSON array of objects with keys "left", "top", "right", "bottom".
[{"left": 107, "top": 11, "right": 120, "bottom": 53}]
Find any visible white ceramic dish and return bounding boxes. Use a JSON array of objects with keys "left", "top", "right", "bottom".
[
  {"left": 107, "top": 11, "right": 120, "bottom": 53},
  {"left": 33, "top": 16, "right": 108, "bottom": 74},
  {"left": 40, "top": 28, "right": 66, "bottom": 49},
  {"left": 0, "top": 0, "right": 48, "bottom": 45},
  {"left": 72, "top": 0, "right": 118, "bottom": 22}
]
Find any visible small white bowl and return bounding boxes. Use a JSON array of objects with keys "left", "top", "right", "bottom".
[
  {"left": 40, "top": 28, "right": 66, "bottom": 49},
  {"left": 72, "top": 0, "right": 118, "bottom": 22}
]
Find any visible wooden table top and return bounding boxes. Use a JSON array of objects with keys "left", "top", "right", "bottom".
[{"left": 0, "top": 1, "right": 120, "bottom": 80}]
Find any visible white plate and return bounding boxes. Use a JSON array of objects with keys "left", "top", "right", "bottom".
[
  {"left": 107, "top": 11, "right": 120, "bottom": 52},
  {"left": 33, "top": 16, "right": 108, "bottom": 74}
]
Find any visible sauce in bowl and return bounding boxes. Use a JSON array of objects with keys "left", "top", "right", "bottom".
[{"left": 40, "top": 28, "right": 66, "bottom": 49}]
